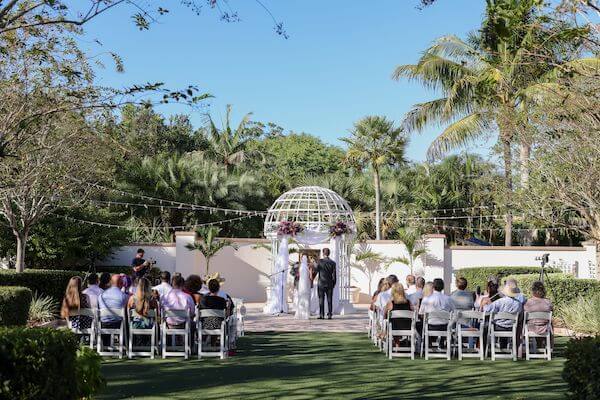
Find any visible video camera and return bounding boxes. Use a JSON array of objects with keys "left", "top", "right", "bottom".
[{"left": 535, "top": 253, "right": 550, "bottom": 265}]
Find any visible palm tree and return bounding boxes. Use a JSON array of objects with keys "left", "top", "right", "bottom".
[
  {"left": 393, "top": 0, "right": 594, "bottom": 245},
  {"left": 351, "top": 243, "right": 388, "bottom": 296},
  {"left": 203, "top": 105, "right": 263, "bottom": 171},
  {"left": 342, "top": 116, "right": 407, "bottom": 240},
  {"left": 391, "top": 227, "right": 427, "bottom": 276},
  {"left": 186, "top": 226, "right": 236, "bottom": 276}
]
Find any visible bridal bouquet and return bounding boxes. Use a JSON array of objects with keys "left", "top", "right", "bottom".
[
  {"left": 278, "top": 220, "right": 304, "bottom": 236},
  {"left": 329, "top": 221, "right": 351, "bottom": 237}
]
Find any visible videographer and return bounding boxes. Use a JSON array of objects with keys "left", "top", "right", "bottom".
[{"left": 131, "top": 248, "right": 152, "bottom": 279}]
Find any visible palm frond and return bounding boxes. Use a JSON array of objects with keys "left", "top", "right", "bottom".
[{"left": 427, "top": 113, "right": 491, "bottom": 160}]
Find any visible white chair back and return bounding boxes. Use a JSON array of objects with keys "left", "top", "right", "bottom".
[{"left": 200, "top": 309, "right": 226, "bottom": 318}]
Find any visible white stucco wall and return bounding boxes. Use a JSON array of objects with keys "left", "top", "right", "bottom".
[{"left": 98, "top": 234, "right": 597, "bottom": 303}]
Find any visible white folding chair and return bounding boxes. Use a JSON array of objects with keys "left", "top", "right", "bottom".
[
  {"left": 368, "top": 309, "right": 375, "bottom": 340},
  {"left": 67, "top": 308, "right": 97, "bottom": 349},
  {"left": 128, "top": 309, "right": 159, "bottom": 359},
  {"left": 161, "top": 309, "right": 191, "bottom": 359},
  {"left": 231, "top": 297, "right": 246, "bottom": 337},
  {"left": 197, "top": 309, "right": 228, "bottom": 360},
  {"left": 524, "top": 311, "right": 552, "bottom": 360},
  {"left": 489, "top": 312, "right": 519, "bottom": 361},
  {"left": 424, "top": 310, "right": 453, "bottom": 360},
  {"left": 97, "top": 308, "right": 126, "bottom": 358},
  {"left": 456, "top": 310, "right": 486, "bottom": 360},
  {"left": 387, "top": 309, "right": 417, "bottom": 360}
]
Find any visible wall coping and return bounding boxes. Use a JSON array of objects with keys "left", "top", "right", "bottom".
[
  {"left": 449, "top": 245, "right": 585, "bottom": 252},
  {"left": 123, "top": 242, "right": 176, "bottom": 247}
]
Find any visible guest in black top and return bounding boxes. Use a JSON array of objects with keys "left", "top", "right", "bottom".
[
  {"left": 386, "top": 283, "right": 413, "bottom": 347},
  {"left": 199, "top": 279, "right": 227, "bottom": 330}
]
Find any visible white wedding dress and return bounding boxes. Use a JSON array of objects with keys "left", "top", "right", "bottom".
[{"left": 295, "top": 255, "right": 311, "bottom": 320}]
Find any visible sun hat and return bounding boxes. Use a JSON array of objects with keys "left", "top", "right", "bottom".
[{"left": 502, "top": 280, "right": 521, "bottom": 298}]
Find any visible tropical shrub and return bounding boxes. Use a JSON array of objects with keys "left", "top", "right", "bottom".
[
  {"left": 28, "top": 292, "right": 58, "bottom": 325},
  {"left": 556, "top": 294, "right": 600, "bottom": 336},
  {"left": 563, "top": 336, "right": 600, "bottom": 400},
  {"left": 0, "top": 286, "right": 32, "bottom": 326},
  {"left": 507, "top": 273, "right": 600, "bottom": 309},
  {"left": 75, "top": 346, "right": 106, "bottom": 398},
  {"left": 456, "top": 266, "right": 559, "bottom": 292},
  {"left": 0, "top": 327, "right": 89, "bottom": 400}
]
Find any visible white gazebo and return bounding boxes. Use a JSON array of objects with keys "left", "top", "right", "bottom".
[{"left": 262, "top": 186, "right": 356, "bottom": 315}]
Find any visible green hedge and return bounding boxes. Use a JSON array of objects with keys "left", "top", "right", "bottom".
[
  {"left": 0, "top": 287, "right": 32, "bottom": 327},
  {"left": 0, "top": 327, "right": 104, "bottom": 400},
  {"left": 506, "top": 273, "right": 600, "bottom": 309},
  {"left": 0, "top": 270, "right": 81, "bottom": 303},
  {"left": 456, "top": 266, "right": 560, "bottom": 292},
  {"left": 563, "top": 336, "right": 600, "bottom": 400}
]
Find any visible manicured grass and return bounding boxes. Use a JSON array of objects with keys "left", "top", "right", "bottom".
[{"left": 100, "top": 332, "right": 568, "bottom": 400}]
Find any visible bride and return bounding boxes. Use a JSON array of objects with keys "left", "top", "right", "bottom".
[{"left": 295, "top": 255, "right": 311, "bottom": 320}]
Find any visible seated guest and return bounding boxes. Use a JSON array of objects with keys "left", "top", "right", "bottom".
[
  {"left": 505, "top": 278, "right": 527, "bottom": 305},
  {"left": 375, "top": 275, "right": 399, "bottom": 313},
  {"left": 408, "top": 276, "right": 425, "bottom": 307},
  {"left": 386, "top": 283, "right": 413, "bottom": 347},
  {"left": 184, "top": 274, "right": 204, "bottom": 305},
  {"left": 419, "top": 278, "right": 454, "bottom": 346},
  {"left": 451, "top": 277, "right": 474, "bottom": 311},
  {"left": 61, "top": 276, "right": 92, "bottom": 330},
  {"left": 405, "top": 274, "right": 417, "bottom": 295},
  {"left": 127, "top": 277, "right": 159, "bottom": 329},
  {"left": 98, "top": 275, "right": 129, "bottom": 328},
  {"left": 99, "top": 272, "right": 112, "bottom": 291},
  {"left": 119, "top": 274, "right": 133, "bottom": 295},
  {"left": 370, "top": 278, "right": 386, "bottom": 311},
  {"left": 152, "top": 271, "right": 172, "bottom": 300},
  {"left": 162, "top": 275, "right": 195, "bottom": 328},
  {"left": 477, "top": 280, "right": 500, "bottom": 310},
  {"left": 83, "top": 273, "right": 103, "bottom": 309},
  {"left": 199, "top": 279, "right": 227, "bottom": 330},
  {"left": 484, "top": 280, "right": 524, "bottom": 349},
  {"left": 524, "top": 281, "right": 553, "bottom": 347}
]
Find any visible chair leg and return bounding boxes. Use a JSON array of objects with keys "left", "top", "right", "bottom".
[
  {"left": 128, "top": 331, "right": 133, "bottom": 359},
  {"left": 425, "top": 332, "right": 429, "bottom": 360},
  {"left": 388, "top": 329, "right": 392, "bottom": 360},
  {"left": 447, "top": 332, "right": 451, "bottom": 361},
  {"left": 525, "top": 331, "right": 530, "bottom": 361},
  {"left": 162, "top": 329, "right": 166, "bottom": 359}
]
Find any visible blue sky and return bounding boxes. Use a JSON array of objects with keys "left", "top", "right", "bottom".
[{"left": 83, "top": 0, "right": 490, "bottom": 161}]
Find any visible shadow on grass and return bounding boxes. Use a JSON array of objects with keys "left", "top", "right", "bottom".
[{"left": 99, "top": 332, "right": 568, "bottom": 400}]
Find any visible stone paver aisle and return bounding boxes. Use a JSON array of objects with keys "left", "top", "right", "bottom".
[{"left": 243, "top": 303, "right": 369, "bottom": 333}]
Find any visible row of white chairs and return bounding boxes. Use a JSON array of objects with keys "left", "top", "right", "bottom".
[
  {"left": 368, "top": 309, "right": 552, "bottom": 361},
  {"left": 68, "top": 298, "right": 246, "bottom": 360}
]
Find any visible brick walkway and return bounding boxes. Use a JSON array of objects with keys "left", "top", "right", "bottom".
[{"left": 243, "top": 303, "right": 369, "bottom": 333}]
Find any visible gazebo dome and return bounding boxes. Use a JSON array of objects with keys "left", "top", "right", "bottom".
[{"left": 263, "top": 186, "right": 356, "bottom": 238}]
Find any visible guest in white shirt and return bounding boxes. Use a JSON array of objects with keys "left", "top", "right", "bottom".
[
  {"left": 152, "top": 271, "right": 172, "bottom": 300},
  {"left": 408, "top": 276, "right": 425, "bottom": 307},
  {"left": 375, "top": 274, "right": 399, "bottom": 314},
  {"left": 405, "top": 274, "right": 417, "bottom": 295},
  {"left": 419, "top": 278, "right": 454, "bottom": 328},
  {"left": 162, "top": 275, "right": 195, "bottom": 327},
  {"left": 504, "top": 278, "right": 527, "bottom": 305},
  {"left": 82, "top": 273, "right": 103, "bottom": 309}
]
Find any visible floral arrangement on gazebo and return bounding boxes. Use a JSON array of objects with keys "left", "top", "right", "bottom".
[
  {"left": 277, "top": 221, "right": 304, "bottom": 236},
  {"left": 329, "top": 221, "right": 351, "bottom": 237}
]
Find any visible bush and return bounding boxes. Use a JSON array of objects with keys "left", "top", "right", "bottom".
[
  {"left": 0, "top": 286, "right": 32, "bottom": 327},
  {"left": 562, "top": 336, "right": 600, "bottom": 400},
  {"left": 0, "top": 269, "right": 82, "bottom": 303},
  {"left": 28, "top": 293, "right": 58, "bottom": 325},
  {"left": 75, "top": 346, "right": 106, "bottom": 398},
  {"left": 0, "top": 327, "right": 80, "bottom": 400},
  {"left": 557, "top": 294, "right": 600, "bottom": 336},
  {"left": 506, "top": 273, "right": 600, "bottom": 309},
  {"left": 456, "top": 266, "right": 559, "bottom": 292}
]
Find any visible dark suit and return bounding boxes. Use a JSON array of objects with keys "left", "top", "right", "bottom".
[{"left": 315, "top": 257, "right": 336, "bottom": 318}]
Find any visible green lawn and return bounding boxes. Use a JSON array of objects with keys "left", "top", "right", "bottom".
[{"left": 100, "top": 332, "right": 568, "bottom": 400}]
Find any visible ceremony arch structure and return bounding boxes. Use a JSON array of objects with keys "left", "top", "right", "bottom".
[{"left": 262, "top": 186, "right": 356, "bottom": 315}]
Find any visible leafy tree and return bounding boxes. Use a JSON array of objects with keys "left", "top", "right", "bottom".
[
  {"left": 351, "top": 243, "right": 387, "bottom": 296},
  {"left": 185, "top": 226, "right": 236, "bottom": 276},
  {"left": 391, "top": 227, "right": 427, "bottom": 276},
  {"left": 342, "top": 116, "right": 407, "bottom": 240}
]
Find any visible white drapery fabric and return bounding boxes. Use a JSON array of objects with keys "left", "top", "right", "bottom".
[
  {"left": 263, "top": 236, "right": 289, "bottom": 314},
  {"left": 295, "top": 255, "right": 311, "bottom": 319},
  {"left": 295, "top": 230, "right": 330, "bottom": 246}
]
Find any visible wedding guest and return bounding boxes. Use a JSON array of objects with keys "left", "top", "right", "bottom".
[
  {"left": 484, "top": 280, "right": 523, "bottom": 348},
  {"left": 61, "top": 276, "right": 92, "bottom": 330},
  {"left": 451, "top": 277, "right": 474, "bottom": 311},
  {"left": 99, "top": 272, "right": 112, "bottom": 290},
  {"left": 420, "top": 278, "right": 454, "bottom": 347},
  {"left": 127, "top": 277, "right": 159, "bottom": 329},
  {"left": 505, "top": 278, "right": 527, "bottom": 305},
  {"left": 184, "top": 274, "right": 204, "bottom": 305},
  {"left": 386, "top": 283, "right": 413, "bottom": 347},
  {"left": 405, "top": 274, "right": 417, "bottom": 295},
  {"left": 370, "top": 278, "right": 386, "bottom": 311},
  {"left": 524, "top": 281, "right": 553, "bottom": 348},
  {"left": 98, "top": 275, "right": 129, "bottom": 328},
  {"left": 199, "top": 279, "right": 228, "bottom": 329},
  {"left": 477, "top": 280, "right": 500, "bottom": 310},
  {"left": 83, "top": 273, "right": 103, "bottom": 309},
  {"left": 408, "top": 277, "right": 425, "bottom": 307},
  {"left": 162, "top": 275, "right": 195, "bottom": 328},
  {"left": 375, "top": 275, "right": 399, "bottom": 313},
  {"left": 152, "top": 271, "right": 172, "bottom": 300}
]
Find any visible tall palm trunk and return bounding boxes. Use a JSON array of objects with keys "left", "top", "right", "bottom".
[
  {"left": 373, "top": 167, "right": 382, "bottom": 240},
  {"left": 519, "top": 142, "right": 530, "bottom": 188},
  {"left": 502, "top": 137, "right": 513, "bottom": 246}
]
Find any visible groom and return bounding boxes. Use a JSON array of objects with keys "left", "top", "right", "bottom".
[{"left": 315, "top": 248, "right": 336, "bottom": 320}]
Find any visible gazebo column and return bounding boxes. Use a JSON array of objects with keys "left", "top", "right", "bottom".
[{"left": 333, "top": 235, "right": 354, "bottom": 315}]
